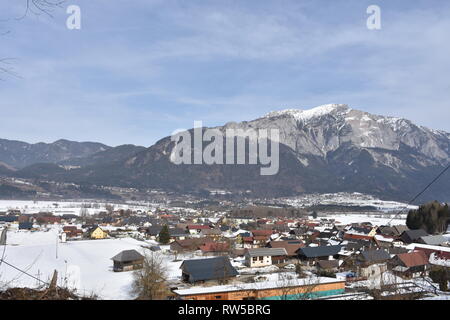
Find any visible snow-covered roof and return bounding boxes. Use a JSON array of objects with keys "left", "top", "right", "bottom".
[{"left": 173, "top": 277, "right": 344, "bottom": 296}]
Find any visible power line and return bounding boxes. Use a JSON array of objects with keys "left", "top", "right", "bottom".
[
  {"left": 0, "top": 258, "right": 49, "bottom": 286},
  {"left": 388, "top": 163, "right": 450, "bottom": 225}
]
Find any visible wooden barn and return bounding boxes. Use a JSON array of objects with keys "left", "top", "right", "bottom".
[{"left": 111, "top": 250, "right": 144, "bottom": 272}]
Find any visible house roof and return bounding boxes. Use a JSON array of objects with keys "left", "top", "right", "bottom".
[
  {"left": 180, "top": 256, "right": 238, "bottom": 282},
  {"left": 360, "top": 249, "right": 390, "bottom": 262},
  {"left": 268, "top": 240, "right": 305, "bottom": 256},
  {"left": 86, "top": 225, "right": 105, "bottom": 234},
  {"left": 245, "top": 248, "right": 288, "bottom": 257},
  {"left": 173, "top": 277, "right": 344, "bottom": 296},
  {"left": 200, "top": 242, "right": 229, "bottom": 253},
  {"left": 397, "top": 251, "right": 429, "bottom": 268},
  {"left": 297, "top": 245, "right": 342, "bottom": 258},
  {"left": 171, "top": 238, "right": 213, "bottom": 249},
  {"left": 187, "top": 225, "right": 210, "bottom": 230},
  {"left": 250, "top": 230, "right": 273, "bottom": 237},
  {"left": 111, "top": 250, "right": 144, "bottom": 262},
  {"left": 317, "top": 260, "right": 340, "bottom": 269},
  {"left": 201, "top": 228, "right": 222, "bottom": 235},
  {"left": 419, "top": 235, "right": 447, "bottom": 246},
  {"left": 401, "top": 229, "right": 428, "bottom": 242},
  {"left": 18, "top": 222, "right": 33, "bottom": 229}
]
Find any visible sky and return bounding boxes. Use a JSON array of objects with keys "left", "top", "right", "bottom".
[{"left": 0, "top": 0, "right": 449, "bottom": 147}]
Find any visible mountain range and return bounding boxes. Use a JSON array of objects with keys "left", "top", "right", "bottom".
[{"left": 1, "top": 104, "right": 449, "bottom": 202}]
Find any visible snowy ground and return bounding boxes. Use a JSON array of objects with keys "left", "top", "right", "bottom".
[
  {"left": 0, "top": 200, "right": 154, "bottom": 216},
  {"left": 274, "top": 193, "right": 418, "bottom": 211},
  {"left": 326, "top": 213, "right": 408, "bottom": 226},
  {"left": 0, "top": 228, "right": 187, "bottom": 299}
]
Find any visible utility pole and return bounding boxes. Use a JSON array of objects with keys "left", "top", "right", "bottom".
[{"left": 56, "top": 233, "right": 58, "bottom": 259}]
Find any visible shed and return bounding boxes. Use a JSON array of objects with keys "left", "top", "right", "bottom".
[{"left": 111, "top": 249, "right": 144, "bottom": 272}]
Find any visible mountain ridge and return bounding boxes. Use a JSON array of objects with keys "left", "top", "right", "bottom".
[{"left": 1, "top": 104, "right": 449, "bottom": 201}]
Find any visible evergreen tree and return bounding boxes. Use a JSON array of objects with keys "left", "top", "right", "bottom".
[
  {"left": 406, "top": 201, "right": 450, "bottom": 234},
  {"left": 158, "top": 225, "right": 170, "bottom": 244}
]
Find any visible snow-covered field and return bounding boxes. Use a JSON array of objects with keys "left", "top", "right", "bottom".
[
  {"left": 0, "top": 228, "right": 185, "bottom": 299},
  {"left": 275, "top": 192, "right": 418, "bottom": 211},
  {"left": 327, "top": 213, "right": 408, "bottom": 226},
  {"left": 0, "top": 200, "right": 153, "bottom": 216}
]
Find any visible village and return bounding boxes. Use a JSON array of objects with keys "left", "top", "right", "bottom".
[{"left": 0, "top": 200, "right": 449, "bottom": 300}]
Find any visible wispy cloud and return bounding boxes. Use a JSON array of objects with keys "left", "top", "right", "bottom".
[{"left": 0, "top": 0, "right": 449, "bottom": 146}]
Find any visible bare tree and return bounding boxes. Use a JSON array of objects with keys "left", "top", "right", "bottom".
[
  {"left": 0, "top": 0, "right": 65, "bottom": 79},
  {"left": 131, "top": 252, "right": 169, "bottom": 300},
  {"left": 18, "top": 0, "right": 65, "bottom": 19}
]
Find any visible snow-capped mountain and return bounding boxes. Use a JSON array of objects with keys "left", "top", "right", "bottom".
[
  {"left": 223, "top": 104, "right": 449, "bottom": 168},
  {"left": 3, "top": 104, "right": 450, "bottom": 202}
]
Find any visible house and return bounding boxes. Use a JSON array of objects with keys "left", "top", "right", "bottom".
[
  {"left": 297, "top": 245, "right": 342, "bottom": 266},
  {"left": 405, "top": 243, "right": 450, "bottom": 264},
  {"left": 147, "top": 226, "right": 187, "bottom": 242},
  {"left": 199, "top": 242, "right": 230, "bottom": 256},
  {"left": 267, "top": 240, "right": 305, "bottom": 258},
  {"left": 0, "top": 216, "right": 18, "bottom": 223},
  {"left": 18, "top": 222, "right": 33, "bottom": 230},
  {"left": 187, "top": 225, "right": 211, "bottom": 235},
  {"left": 84, "top": 225, "right": 108, "bottom": 239},
  {"left": 244, "top": 248, "right": 288, "bottom": 267},
  {"left": 356, "top": 249, "right": 391, "bottom": 278},
  {"left": 170, "top": 238, "right": 213, "bottom": 252},
  {"left": 62, "top": 226, "right": 83, "bottom": 238},
  {"left": 317, "top": 260, "right": 340, "bottom": 272},
  {"left": 251, "top": 230, "right": 273, "bottom": 237},
  {"left": 180, "top": 256, "right": 238, "bottom": 283},
  {"left": 378, "top": 225, "right": 409, "bottom": 237},
  {"left": 145, "top": 225, "right": 163, "bottom": 239},
  {"left": 400, "top": 229, "right": 428, "bottom": 244},
  {"left": 168, "top": 228, "right": 188, "bottom": 241},
  {"left": 111, "top": 250, "right": 144, "bottom": 272},
  {"left": 417, "top": 235, "right": 448, "bottom": 246},
  {"left": 390, "top": 251, "right": 429, "bottom": 278},
  {"left": 200, "top": 228, "right": 222, "bottom": 240},
  {"left": 343, "top": 226, "right": 377, "bottom": 241}
]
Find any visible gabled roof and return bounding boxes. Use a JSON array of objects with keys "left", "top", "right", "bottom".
[
  {"left": 251, "top": 230, "right": 273, "bottom": 237},
  {"left": 245, "top": 248, "right": 288, "bottom": 257},
  {"left": 401, "top": 229, "right": 428, "bottom": 243},
  {"left": 419, "top": 235, "right": 447, "bottom": 246},
  {"left": 297, "top": 245, "right": 342, "bottom": 258},
  {"left": 200, "top": 242, "right": 229, "bottom": 253},
  {"left": 180, "top": 256, "right": 238, "bottom": 283},
  {"left": 268, "top": 240, "right": 305, "bottom": 256},
  {"left": 86, "top": 225, "right": 105, "bottom": 234},
  {"left": 360, "top": 249, "right": 390, "bottom": 262},
  {"left": 111, "top": 250, "right": 144, "bottom": 262},
  {"left": 317, "top": 260, "right": 340, "bottom": 269},
  {"left": 396, "top": 251, "right": 429, "bottom": 268}
]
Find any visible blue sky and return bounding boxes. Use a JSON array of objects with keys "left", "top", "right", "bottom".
[{"left": 1, "top": 0, "right": 449, "bottom": 147}]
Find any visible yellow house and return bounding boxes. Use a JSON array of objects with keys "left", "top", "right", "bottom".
[
  {"left": 368, "top": 227, "right": 378, "bottom": 237},
  {"left": 86, "top": 226, "right": 108, "bottom": 239}
]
